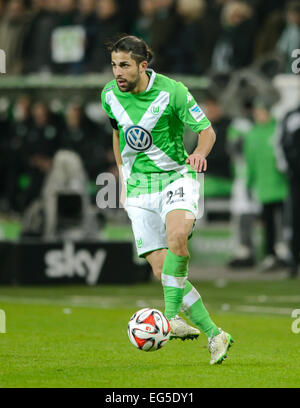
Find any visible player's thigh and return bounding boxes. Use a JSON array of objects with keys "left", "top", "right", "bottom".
[
  {"left": 162, "top": 176, "right": 199, "bottom": 245},
  {"left": 126, "top": 205, "right": 168, "bottom": 258},
  {"left": 145, "top": 248, "right": 168, "bottom": 281},
  {"left": 165, "top": 209, "right": 195, "bottom": 245}
]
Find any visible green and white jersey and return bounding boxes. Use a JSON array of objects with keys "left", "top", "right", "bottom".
[{"left": 101, "top": 69, "right": 211, "bottom": 197}]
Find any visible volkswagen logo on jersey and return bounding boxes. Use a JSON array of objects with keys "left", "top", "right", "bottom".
[{"left": 125, "top": 125, "right": 153, "bottom": 152}]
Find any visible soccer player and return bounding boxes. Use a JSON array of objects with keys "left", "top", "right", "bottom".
[{"left": 101, "top": 35, "right": 234, "bottom": 364}]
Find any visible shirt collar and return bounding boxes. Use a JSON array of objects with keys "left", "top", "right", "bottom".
[{"left": 145, "top": 69, "right": 156, "bottom": 92}]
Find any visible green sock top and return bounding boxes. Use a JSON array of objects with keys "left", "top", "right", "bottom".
[{"left": 163, "top": 250, "right": 189, "bottom": 277}]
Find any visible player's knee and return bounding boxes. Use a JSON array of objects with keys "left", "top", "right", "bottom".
[
  {"left": 168, "top": 228, "right": 188, "bottom": 248},
  {"left": 152, "top": 266, "right": 163, "bottom": 281},
  {"left": 167, "top": 229, "right": 189, "bottom": 256}
]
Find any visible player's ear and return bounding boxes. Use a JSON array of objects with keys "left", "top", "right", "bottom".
[{"left": 139, "top": 60, "right": 148, "bottom": 73}]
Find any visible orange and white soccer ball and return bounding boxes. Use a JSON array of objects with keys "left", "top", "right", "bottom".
[{"left": 127, "top": 308, "right": 170, "bottom": 351}]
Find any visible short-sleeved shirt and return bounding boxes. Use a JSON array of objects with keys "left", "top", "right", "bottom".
[{"left": 101, "top": 69, "right": 211, "bottom": 197}]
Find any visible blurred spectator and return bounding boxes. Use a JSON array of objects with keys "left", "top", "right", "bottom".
[
  {"left": 22, "top": 0, "right": 58, "bottom": 74},
  {"left": 0, "top": 0, "right": 5, "bottom": 18},
  {"left": 50, "top": 0, "right": 86, "bottom": 74},
  {"left": 118, "top": 0, "right": 139, "bottom": 33},
  {"left": 38, "top": 149, "right": 99, "bottom": 239},
  {"left": 276, "top": 1, "right": 300, "bottom": 73},
  {"left": 12, "top": 94, "right": 33, "bottom": 135},
  {"left": 244, "top": 99, "right": 289, "bottom": 271},
  {"left": 277, "top": 104, "right": 300, "bottom": 278},
  {"left": 202, "top": 94, "right": 232, "bottom": 181},
  {"left": 226, "top": 113, "right": 259, "bottom": 268},
  {"left": 0, "top": 105, "right": 11, "bottom": 210},
  {"left": 211, "top": 1, "right": 257, "bottom": 73},
  {"left": 75, "top": 0, "right": 99, "bottom": 73},
  {"left": 131, "top": 0, "right": 157, "bottom": 45},
  {"left": 1, "top": 0, "right": 293, "bottom": 76},
  {"left": 64, "top": 102, "right": 113, "bottom": 181},
  {"left": 21, "top": 146, "right": 100, "bottom": 239},
  {"left": 6, "top": 95, "right": 33, "bottom": 212},
  {"left": 254, "top": 10, "right": 285, "bottom": 59},
  {"left": 250, "top": 0, "right": 288, "bottom": 30},
  {"left": 0, "top": 0, "right": 29, "bottom": 74},
  {"left": 3, "top": 97, "right": 104, "bottom": 238},
  {"left": 89, "top": 0, "right": 125, "bottom": 72},
  {"left": 220, "top": 68, "right": 281, "bottom": 118},
  {"left": 169, "top": 0, "right": 217, "bottom": 74},
  {"left": 149, "top": 0, "right": 178, "bottom": 72},
  {"left": 16, "top": 101, "right": 64, "bottom": 211}
]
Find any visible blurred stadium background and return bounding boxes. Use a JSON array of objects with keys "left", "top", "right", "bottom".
[
  {"left": 0, "top": 0, "right": 300, "bottom": 389},
  {"left": 0, "top": 0, "right": 300, "bottom": 283}
]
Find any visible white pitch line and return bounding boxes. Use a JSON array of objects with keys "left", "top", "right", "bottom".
[
  {"left": 245, "top": 295, "right": 300, "bottom": 303},
  {"left": 0, "top": 295, "right": 163, "bottom": 310},
  {"left": 1, "top": 296, "right": 294, "bottom": 316},
  {"left": 235, "top": 305, "right": 293, "bottom": 315},
  {"left": 0, "top": 295, "right": 106, "bottom": 309}
]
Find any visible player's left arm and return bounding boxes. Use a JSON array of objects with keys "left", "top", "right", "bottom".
[
  {"left": 186, "top": 126, "right": 216, "bottom": 172},
  {"left": 173, "top": 83, "right": 216, "bottom": 172}
]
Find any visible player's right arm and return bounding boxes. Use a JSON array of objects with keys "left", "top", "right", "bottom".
[
  {"left": 101, "top": 86, "right": 126, "bottom": 206},
  {"left": 112, "top": 128, "right": 126, "bottom": 207},
  {"left": 186, "top": 126, "right": 216, "bottom": 172},
  {"left": 112, "top": 128, "right": 122, "bottom": 167},
  {"left": 173, "top": 82, "right": 214, "bottom": 172}
]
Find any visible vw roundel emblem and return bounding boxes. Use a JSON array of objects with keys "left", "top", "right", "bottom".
[{"left": 125, "top": 125, "right": 153, "bottom": 152}]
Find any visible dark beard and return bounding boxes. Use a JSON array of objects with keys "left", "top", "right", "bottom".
[{"left": 117, "top": 75, "right": 140, "bottom": 93}]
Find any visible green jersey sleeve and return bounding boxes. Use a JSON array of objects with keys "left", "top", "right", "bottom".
[
  {"left": 101, "top": 85, "right": 116, "bottom": 120},
  {"left": 173, "top": 82, "right": 211, "bottom": 133}
]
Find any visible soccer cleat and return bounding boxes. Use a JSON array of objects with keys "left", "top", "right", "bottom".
[
  {"left": 208, "top": 329, "right": 234, "bottom": 365},
  {"left": 169, "top": 315, "right": 200, "bottom": 341}
]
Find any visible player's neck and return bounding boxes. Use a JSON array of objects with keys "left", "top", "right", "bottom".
[{"left": 130, "top": 71, "right": 150, "bottom": 94}]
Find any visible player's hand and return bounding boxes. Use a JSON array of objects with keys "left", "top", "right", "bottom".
[{"left": 186, "top": 153, "right": 207, "bottom": 173}]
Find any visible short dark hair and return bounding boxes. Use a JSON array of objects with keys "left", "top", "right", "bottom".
[{"left": 107, "top": 35, "right": 154, "bottom": 65}]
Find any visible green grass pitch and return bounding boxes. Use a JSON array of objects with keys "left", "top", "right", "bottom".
[{"left": 0, "top": 280, "right": 300, "bottom": 388}]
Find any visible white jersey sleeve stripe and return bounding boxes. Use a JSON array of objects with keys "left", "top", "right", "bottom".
[
  {"left": 138, "top": 91, "right": 169, "bottom": 131},
  {"left": 106, "top": 90, "right": 133, "bottom": 127}
]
